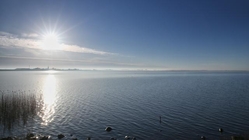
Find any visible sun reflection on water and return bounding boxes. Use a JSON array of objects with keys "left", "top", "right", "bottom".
[{"left": 39, "top": 74, "right": 57, "bottom": 125}]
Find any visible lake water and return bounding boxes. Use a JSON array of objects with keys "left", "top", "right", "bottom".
[{"left": 0, "top": 71, "right": 249, "bottom": 139}]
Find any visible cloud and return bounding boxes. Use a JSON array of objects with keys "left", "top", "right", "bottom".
[
  {"left": 0, "top": 32, "right": 41, "bottom": 49},
  {"left": 22, "top": 33, "right": 39, "bottom": 38},
  {"left": 60, "top": 44, "right": 113, "bottom": 55},
  {"left": 0, "top": 32, "right": 113, "bottom": 55},
  {"left": 0, "top": 32, "right": 13, "bottom": 36}
]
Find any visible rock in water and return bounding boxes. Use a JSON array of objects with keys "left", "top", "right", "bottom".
[
  {"left": 26, "top": 133, "right": 35, "bottom": 139},
  {"left": 201, "top": 136, "right": 206, "bottom": 140},
  {"left": 58, "top": 134, "right": 65, "bottom": 139},
  {"left": 40, "top": 136, "right": 50, "bottom": 140},
  {"left": 105, "top": 127, "right": 113, "bottom": 132},
  {"left": 219, "top": 128, "right": 223, "bottom": 132}
]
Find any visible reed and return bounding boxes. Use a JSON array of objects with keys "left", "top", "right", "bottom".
[{"left": 0, "top": 90, "right": 42, "bottom": 131}]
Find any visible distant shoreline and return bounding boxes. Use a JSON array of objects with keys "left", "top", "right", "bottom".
[
  {"left": 0, "top": 69, "right": 249, "bottom": 73},
  {"left": 0, "top": 69, "right": 80, "bottom": 71}
]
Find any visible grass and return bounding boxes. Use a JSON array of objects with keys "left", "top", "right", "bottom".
[{"left": 0, "top": 90, "right": 42, "bottom": 131}]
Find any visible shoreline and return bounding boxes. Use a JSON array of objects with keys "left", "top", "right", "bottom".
[{"left": 1, "top": 132, "right": 249, "bottom": 140}]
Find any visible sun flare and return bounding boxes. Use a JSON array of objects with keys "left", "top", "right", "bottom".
[
  {"left": 40, "top": 74, "right": 57, "bottom": 125},
  {"left": 41, "top": 32, "right": 62, "bottom": 50}
]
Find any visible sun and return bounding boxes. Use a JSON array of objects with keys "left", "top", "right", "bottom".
[{"left": 41, "top": 32, "right": 62, "bottom": 50}]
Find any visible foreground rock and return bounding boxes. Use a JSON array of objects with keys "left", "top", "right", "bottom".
[
  {"left": 57, "top": 134, "right": 65, "bottom": 139},
  {"left": 26, "top": 133, "right": 35, "bottom": 139}
]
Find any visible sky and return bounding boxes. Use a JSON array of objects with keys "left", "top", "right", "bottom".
[{"left": 0, "top": 0, "right": 249, "bottom": 70}]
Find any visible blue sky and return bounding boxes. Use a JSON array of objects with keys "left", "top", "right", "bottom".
[{"left": 0, "top": 0, "right": 249, "bottom": 70}]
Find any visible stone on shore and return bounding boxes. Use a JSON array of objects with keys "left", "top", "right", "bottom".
[{"left": 26, "top": 133, "right": 35, "bottom": 139}]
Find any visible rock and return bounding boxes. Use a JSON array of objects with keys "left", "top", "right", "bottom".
[
  {"left": 132, "top": 137, "right": 137, "bottom": 140},
  {"left": 201, "top": 136, "right": 206, "bottom": 140},
  {"left": 40, "top": 136, "right": 50, "bottom": 140},
  {"left": 125, "top": 136, "right": 131, "bottom": 139},
  {"left": 27, "top": 133, "right": 35, "bottom": 139},
  {"left": 87, "top": 137, "right": 91, "bottom": 140},
  {"left": 219, "top": 128, "right": 223, "bottom": 132},
  {"left": 28, "top": 136, "right": 37, "bottom": 140},
  {"left": 58, "top": 134, "right": 65, "bottom": 139},
  {"left": 32, "top": 137, "right": 38, "bottom": 140},
  {"left": 105, "top": 127, "right": 112, "bottom": 132}
]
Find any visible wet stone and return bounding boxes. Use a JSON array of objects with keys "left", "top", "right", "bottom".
[
  {"left": 58, "top": 134, "right": 65, "bottom": 139},
  {"left": 105, "top": 127, "right": 112, "bottom": 132},
  {"left": 26, "top": 133, "right": 35, "bottom": 139}
]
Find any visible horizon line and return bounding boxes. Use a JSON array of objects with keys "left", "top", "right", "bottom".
[{"left": 0, "top": 68, "right": 249, "bottom": 72}]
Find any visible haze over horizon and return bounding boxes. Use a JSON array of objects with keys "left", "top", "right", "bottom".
[{"left": 0, "top": 0, "right": 249, "bottom": 70}]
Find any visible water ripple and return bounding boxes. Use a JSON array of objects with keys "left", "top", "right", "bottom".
[{"left": 1, "top": 72, "right": 249, "bottom": 139}]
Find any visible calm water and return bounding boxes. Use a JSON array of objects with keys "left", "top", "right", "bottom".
[{"left": 0, "top": 71, "right": 249, "bottom": 139}]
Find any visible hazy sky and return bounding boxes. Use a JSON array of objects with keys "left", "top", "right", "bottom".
[{"left": 0, "top": 0, "right": 249, "bottom": 70}]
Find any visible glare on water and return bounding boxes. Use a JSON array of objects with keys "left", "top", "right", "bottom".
[{"left": 39, "top": 74, "right": 57, "bottom": 125}]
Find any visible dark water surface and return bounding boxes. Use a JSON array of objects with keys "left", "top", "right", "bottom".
[{"left": 0, "top": 71, "right": 249, "bottom": 139}]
